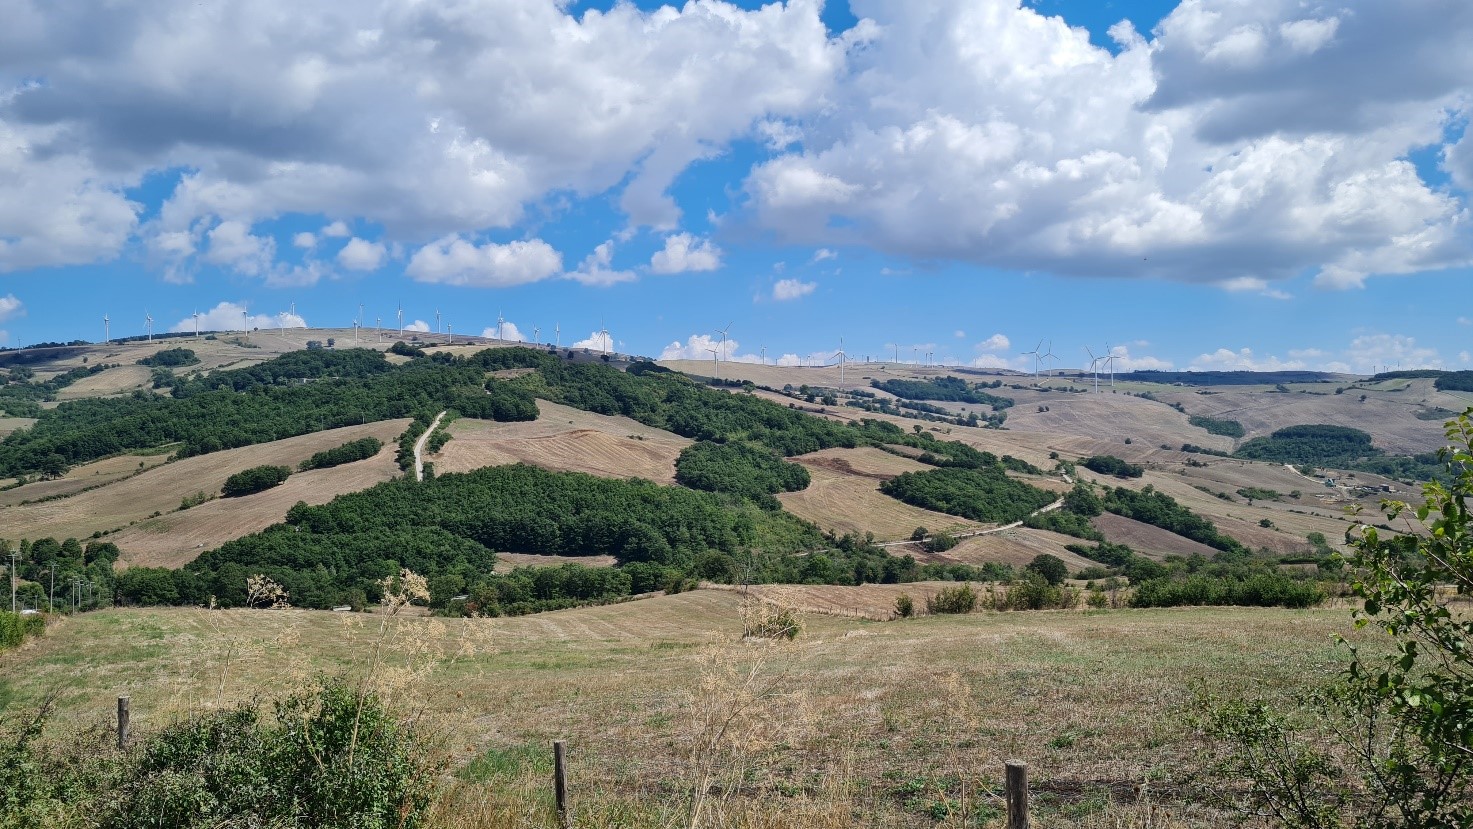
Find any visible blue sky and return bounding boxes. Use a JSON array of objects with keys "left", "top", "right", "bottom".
[{"left": 1, "top": 0, "right": 1471, "bottom": 373}]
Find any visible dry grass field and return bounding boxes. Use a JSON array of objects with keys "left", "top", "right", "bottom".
[
  {"left": 778, "top": 447, "right": 983, "bottom": 540},
  {"left": 0, "top": 594, "right": 1375, "bottom": 828},
  {"left": 495, "top": 553, "right": 618, "bottom": 573},
  {"left": 934, "top": 528, "right": 1101, "bottom": 571},
  {"left": 4, "top": 420, "right": 408, "bottom": 549},
  {"left": 0, "top": 416, "right": 37, "bottom": 438},
  {"left": 434, "top": 400, "right": 692, "bottom": 483},
  {"left": 0, "top": 452, "right": 172, "bottom": 508}
]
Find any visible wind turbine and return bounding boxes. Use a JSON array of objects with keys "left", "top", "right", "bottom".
[
  {"left": 1023, "top": 340, "right": 1043, "bottom": 377},
  {"left": 1085, "top": 346, "right": 1101, "bottom": 393},
  {"left": 555, "top": 323, "right": 561, "bottom": 348},
  {"left": 103, "top": 314, "right": 109, "bottom": 345},
  {"left": 1041, "top": 340, "right": 1059, "bottom": 378},
  {"left": 376, "top": 317, "right": 382, "bottom": 342},
  {"left": 192, "top": 310, "right": 200, "bottom": 338},
  {"left": 496, "top": 310, "right": 505, "bottom": 342},
  {"left": 706, "top": 346, "right": 720, "bottom": 379},
  {"left": 446, "top": 323, "right": 452, "bottom": 345},
  {"left": 599, "top": 318, "right": 610, "bottom": 356},
  {"left": 835, "top": 337, "right": 847, "bottom": 389},
  {"left": 1103, "top": 345, "right": 1118, "bottom": 389},
  {"left": 760, "top": 345, "right": 766, "bottom": 366},
  {"left": 716, "top": 321, "right": 732, "bottom": 363},
  {"left": 532, "top": 325, "right": 540, "bottom": 344},
  {"left": 144, "top": 311, "right": 153, "bottom": 342},
  {"left": 396, "top": 302, "right": 404, "bottom": 336}
]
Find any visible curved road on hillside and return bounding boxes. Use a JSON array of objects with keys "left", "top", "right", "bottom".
[{"left": 414, "top": 411, "right": 447, "bottom": 482}]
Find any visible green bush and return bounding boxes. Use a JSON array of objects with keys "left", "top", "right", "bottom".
[
  {"left": 0, "top": 611, "right": 44, "bottom": 650},
  {"left": 927, "top": 584, "right": 977, "bottom": 614},
  {"left": 1025, "top": 554, "right": 1069, "bottom": 585},
  {"left": 895, "top": 594, "right": 915, "bottom": 618},
  {"left": 221, "top": 465, "right": 291, "bottom": 497},
  {"left": 1079, "top": 455, "right": 1144, "bottom": 478},
  {"left": 926, "top": 532, "right": 958, "bottom": 553},
  {"left": 992, "top": 573, "right": 1081, "bottom": 610},
  {"left": 299, "top": 437, "right": 384, "bottom": 471}
]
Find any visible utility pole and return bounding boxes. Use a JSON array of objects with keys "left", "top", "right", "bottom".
[
  {"left": 9, "top": 551, "right": 16, "bottom": 614},
  {"left": 48, "top": 564, "right": 55, "bottom": 613}
]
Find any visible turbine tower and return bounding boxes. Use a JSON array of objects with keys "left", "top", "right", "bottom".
[
  {"left": 716, "top": 321, "right": 732, "bottom": 363},
  {"left": 396, "top": 302, "right": 404, "bottom": 335},
  {"left": 706, "top": 346, "right": 720, "bottom": 379},
  {"left": 835, "top": 336, "right": 847, "bottom": 389},
  {"left": 1085, "top": 346, "right": 1101, "bottom": 393},
  {"left": 599, "top": 318, "right": 610, "bottom": 356},
  {"left": 192, "top": 310, "right": 200, "bottom": 338},
  {"left": 435, "top": 309, "right": 441, "bottom": 335},
  {"left": 103, "top": 314, "right": 109, "bottom": 345},
  {"left": 1023, "top": 340, "right": 1043, "bottom": 377},
  {"left": 144, "top": 311, "right": 153, "bottom": 342},
  {"left": 555, "top": 323, "right": 561, "bottom": 348},
  {"left": 446, "top": 323, "right": 452, "bottom": 345},
  {"left": 496, "top": 310, "right": 505, "bottom": 342},
  {"left": 532, "top": 325, "right": 540, "bottom": 344},
  {"left": 760, "top": 345, "right": 766, "bottom": 366}
]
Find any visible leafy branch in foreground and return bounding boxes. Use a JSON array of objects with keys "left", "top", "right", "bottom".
[{"left": 1198, "top": 409, "right": 1473, "bottom": 829}]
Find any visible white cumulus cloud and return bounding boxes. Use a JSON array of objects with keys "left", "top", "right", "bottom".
[
  {"left": 406, "top": 237, "right": 562, "bottom": 287},
  {"left": 0, "top": 294, "right": 23, "bottom": 323},
  {"left": 772, "top": 278, "right": 816, "bottom": 301},
  {"left": 659, "top": 333, "right": 760, "bottom": 363},
  {"left": 170, "top": 301, "right": 305, "bottom": 333},
  {"left": 402, "top": 320, "right": 430, "bottom": 333},
  {"left": 568, "top": 241, "right": 635, "bottom": 286},
  {"left": 571, "top": 330, "right": 615, "bottom": 352},
  {"left": 337, "top": 237, "right": 387, "bottom": 271},
  {"left": 481, "top": 321, "right": 526, "bottom": 343},
  {"left": 649, "top": 233, "right": 722, "bottom": 274}
]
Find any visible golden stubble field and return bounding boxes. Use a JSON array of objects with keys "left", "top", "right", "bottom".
[
  {"left": 4, "top": 420, "right": 408, "bottom": 553},
  {"left": 0, "top": 592, "right": 1372, "bottom": 828}
]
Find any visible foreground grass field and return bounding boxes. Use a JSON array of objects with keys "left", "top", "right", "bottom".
[{"left": 0, "top": 591, "right": 1372, "bottom": 828}]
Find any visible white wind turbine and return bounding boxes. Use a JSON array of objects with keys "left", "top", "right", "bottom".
[
  {"left": 1103, "top": 345, "right": 1118, "bottom": 389},
  {"left": 555, "top": 323, "right": 561, "bottom": 348},
  {"left": 1084, "top": 346, "right": 1102, "bottom": 393},
  {"left": 760, "top": 345, "right": 766, "bottom": 366},
  {"left": 1023, "top": 340, "right": 1043, "bottom": 377},
  {"left": 496, "top": 310, "right": 505, "bottom": 342},
  {"left": 598, "top": 318, "right": 610, "bottom": 356},
  {"left": 706, "top": 346, "right": 720, "bottom": 379},
  {"left": 376, "top": 316, "right": 382, "bottom": 342},
  {"left": 716, "top": 321, "right": 732, "bottom": 363},
  {"left": 1041, "top": 340, "right": 1059, "bottom": 378},
  {"left": 435, "top": 309, "right": 441, "bottom": 335},
  {"left": 446, "top": 323, "right": 452, "bottom": 345},
  {"left": 192, "top": 310, "right": 200, "bottom": 338},
  {"left": 396, "top": 302, "right": 404, "bottom": 336},
  {"left": 144, "top": 311, "right": 153, "bottom": 342},
  {"left": 103, "top": 314, "right": 109, "bottom": 345},
  {"left": 835, "top": 336, "right": 847, "bottom": 389},
  {"left": 532, "top": 325, "right": 540, "bottom": 344}
]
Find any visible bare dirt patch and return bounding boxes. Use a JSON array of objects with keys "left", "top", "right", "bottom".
[{"left": 434, "top": 400, "right": 690, "bottom": 483}]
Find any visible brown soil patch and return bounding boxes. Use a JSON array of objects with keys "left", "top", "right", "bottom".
[
  {"left": 1090, "top": 513, "right": 1221, "bottom": 561},
  {"left": 434, "top": 401, "right": 690, "bottom": 483},
  {"left": 779, "top": 447, "right": 981, "bottom": 540},
  {"left": 938, "top": 528, "right": 1101, "bottom": 571},
  {"left": 5, "top": 420, "right": 408, "bottom": 553}
]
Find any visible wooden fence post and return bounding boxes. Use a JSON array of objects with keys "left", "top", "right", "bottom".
[
  {"left": 1005, "top": 760, "right": 1029, "bottom": 829},
  {"left": 117, "top": 696, "right": 130, "bottom": 749},
  {"left": 553, "top": 739, "right": 570, "bottom": 829}
]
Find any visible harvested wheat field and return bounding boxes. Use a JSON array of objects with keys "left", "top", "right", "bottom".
[
  {"left": 778, "top": 447, "right": 982, "bottom": 540},
  {"left": 51, "top": 364, "right": 155, "bottom": 400},
  {"left": 938, "top": 527, "right": 1101, "bottom": 570},
  {"left": 0, "top": 452, "right": 172, "bottom": 508},
  {"left": 434, "top": 400, "right": 690, "bottom": 482},
  {"left": 0, "top": 594, "right": 1377, "bottom": 828},
  {"left": 1089, "top": 514, "right": 1219, "bottom": 561},
  {"left": 4, "top": 420, "right": 408, "bottom": 546},
  {"left": 0, "top": 416, "right": 36, "bottom": 438}
]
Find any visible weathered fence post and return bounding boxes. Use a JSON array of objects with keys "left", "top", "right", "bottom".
[
  {"left": 117, "top": 696, "right": 130, "bottom": 749},
  {"left": 553, "top": 739, "right": 570, "bottom": 829},
  {"left": 1005, "top": 760, "right": 1029, "bottom": 829}
]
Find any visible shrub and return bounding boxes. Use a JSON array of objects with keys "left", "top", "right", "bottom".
[
  {"left": 926, "top": 532, "right": 958, "bottom": 553},
  {"left": 895, "top": 594, "right": 915, "bottom": 618},
  {"left": 0, "top": 611, "right": 45, "bottom": 650},
  {"left": 991, "top": 573, "right": 1081, "bottom": 610},
  {"left": 1079, "top": 455, "right": 1144, "bottom": 478},
  {"left": 741, "top": 600, "right": 803, "bottom": 639},
  {"left": 299, "top": 437, "right": 385, "bottom": 471},
  {"left": 221, "top": 465, "right": 291, "bottom": 497},
  {"left": 1026, "top": 554, "right": 1069, "bottom": 585},
  {"left": 927, "top": 584, "right": 977, "bottom": 614},
  {"left": 911, "top": 526, "right": 929, "bottom": 541}
]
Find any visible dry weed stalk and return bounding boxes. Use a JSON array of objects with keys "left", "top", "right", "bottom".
[
  {"left": 684, "top": 598, "right": 819, "bottom": 829},
  {"left": 245, "top": 573, "right": 290, "bottom": 609}
]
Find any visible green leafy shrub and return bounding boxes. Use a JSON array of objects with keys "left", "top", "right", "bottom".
[
  {"left": 221, "top": 465, "right": 291, "bottom": 497},
  {"left": 136, "top": 347, "right": 200, "bottom": 368},
  {"left": 0, "top": 610, "right": 45, "bottom": 650},
  {"left": 991, "top": 573, "right": 1080, "bottom": 610},
  {"left": 1025, "top": 554, "right": 1069, "bottom": 585},
  {"left": 895, "top": 594, "right": 915, "bottom": 618},
  {"left": 1080, "top": 454, "right": 1144, "bottom": 478},
  {"left": 881, "top": 467, "right": 1055, "bottom": 523},
  {"left": 299, "top": 437, "right": 384, "bottom": 471},
  {"left": 926, "top": 584, "right": 977, "bottom": 614}
]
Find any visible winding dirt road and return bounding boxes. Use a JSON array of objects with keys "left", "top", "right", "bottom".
[{"left": 414, "top": 411, "right": 447, "bottom": 482}]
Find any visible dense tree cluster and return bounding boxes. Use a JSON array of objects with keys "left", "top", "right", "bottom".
[
  {"left": 221, "top": 465, "right": 292, "bottom": 497},
  {"left": 0, "top": 362, "right": 112, "bottom": 417},
  {"left": 0, "top": 349, "right": 535, "bottom": 476},
  {"left": 1080, "top": 454, "right": 1145, "bottom": 478},
  {"left": 870, "top": 376, "right": 1014, "bottom": 410},
  {"left": 2, "top": 537, "right": 120, "bottom": 613},
  {"left": 1187, "top": 414, "right": 1245, "bottom": 438},
  {"left": 1101, "top": 484, "right": 1247, "bottom": 555},
  {"left": 298, "top": 437, "right": 384, "bottom": 471},
  {"left": 136, "top": 348, "right": 199, "bottom": 368},
  {"left": 879, "top": 466, "right": 1055, "bottom": 524},
  {"left": 1234, "top": 424, "right": 1378, "bottom": 465},
  {"left": 674, "top": 441, "right": 811, "bottom": 509}
]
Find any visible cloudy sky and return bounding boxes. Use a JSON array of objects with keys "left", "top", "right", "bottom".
[{"left": 1, "top": 0, "right": 1470, "bottom": 373}]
